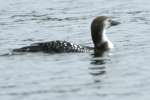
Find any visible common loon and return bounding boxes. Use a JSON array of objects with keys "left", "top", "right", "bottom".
[{"left": 13, "top": 16, "right": 120, "bottom": 53}]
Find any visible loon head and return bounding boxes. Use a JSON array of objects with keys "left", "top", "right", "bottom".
[{"left": 91, "top": 16, "right": 120, "bottom": 51}]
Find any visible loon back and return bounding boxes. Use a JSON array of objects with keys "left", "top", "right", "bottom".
[{"left": 13, "top": 40, "right": 92, "bottom": 53}]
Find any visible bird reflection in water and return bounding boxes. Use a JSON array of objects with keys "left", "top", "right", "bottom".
[{"left": 89, "top": 50, "right": 111, "bottom": 83}]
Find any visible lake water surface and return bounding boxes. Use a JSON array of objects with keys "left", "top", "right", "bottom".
[{"left": 0, "top": 0, "right": 150, "bottom": 100}]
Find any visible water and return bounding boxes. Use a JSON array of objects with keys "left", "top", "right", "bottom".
[{"left": 0, "top": 0, "right": 150, "bottom": 100}]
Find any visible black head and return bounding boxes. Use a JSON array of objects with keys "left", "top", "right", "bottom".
[{"left": 91, "top": 16, "right": 120, "bottom": 49}]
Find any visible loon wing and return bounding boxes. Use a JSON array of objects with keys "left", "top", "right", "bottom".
[{"left": 13, "top": 40, "right": 91, "bottom": 53}]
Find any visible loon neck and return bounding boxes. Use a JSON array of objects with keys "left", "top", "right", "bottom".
[
  {"left": 101, "top": 29, "right": 108, "bottom": 42},
  {"left": 95, "top": 29, "right": 114, "bottom": 50}
]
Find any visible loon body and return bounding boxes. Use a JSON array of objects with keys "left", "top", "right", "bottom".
[
  {"left": 13, "top": 40, "right": 92, "bottom": 53},
  {"left": 13, "top": 16, "right": 120, "bottom": 53}
]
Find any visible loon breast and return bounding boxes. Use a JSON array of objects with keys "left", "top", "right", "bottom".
[{"left": 13, "top": 40, "right": 92, "bottom": 53}]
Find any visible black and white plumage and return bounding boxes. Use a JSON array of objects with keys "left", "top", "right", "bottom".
[
  {"left": 13, "top": 40, "right": 93, "bottom": 53},
  {"left": 13, "top": 16, "right": 120, "bottom": 53}
]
